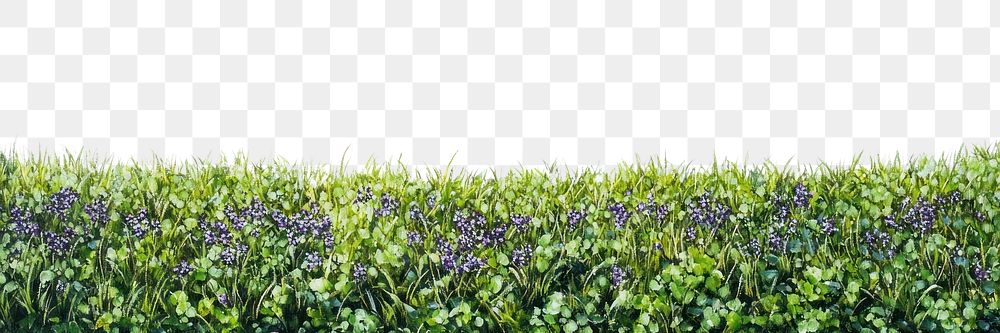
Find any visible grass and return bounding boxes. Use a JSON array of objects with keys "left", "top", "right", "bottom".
[{"left": 0, "top": 144, "right": 999, "bottom": 332}]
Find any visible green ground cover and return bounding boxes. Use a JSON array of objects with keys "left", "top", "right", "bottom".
[{"left": 2, "top": 146, "right": 1000, "bottom": 332}]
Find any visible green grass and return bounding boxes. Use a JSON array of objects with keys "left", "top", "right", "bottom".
[{"left": 1, "top": 144, "right": 1000, "bottom": 332}]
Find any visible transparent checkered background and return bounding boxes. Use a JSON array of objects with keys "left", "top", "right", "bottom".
[{"left": 0, "top": 0, "right": 998, "bottom": 169}]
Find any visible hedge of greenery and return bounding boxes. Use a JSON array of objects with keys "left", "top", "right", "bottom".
[{"left": 3, "top": 146, "right": 1000, "bottom": 332}]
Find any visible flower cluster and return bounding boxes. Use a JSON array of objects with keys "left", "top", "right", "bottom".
[
  {"left": 637, "top": 194, "right": 669, "bottom": 221},
  {"left": 45, "top": 187, "right": 80, "bottom": 220},
  {"left": 566, "top": 210, "right": 586, "bottom": 230},
  {"left": 458, "top": 254, "right": 485, "bottom": 274},
  {"left": 482, "top": 224, "right": 509, "bottom": 247},
  {"left": 407, "top": 230, "right": 423, "bottom": 246},
  {"left": 124, "top": 209, "right": 160, "bottom": 239},
  {"left": 10, "top": 206, "right": 40, "bottom": 238},
  {"left": 610, "top": 265, "right": 627, "bottom": 287},
  {"left": 225, "top": 206, "right": 247, "bottom": 230},
  {"left": 685, "top": 227, "right": 697, "bottom": 242},
  {"left": 83, "top": 198, "right": 109, "bottom": 226},
  {"left": 688, "top": 192, "right": 732, "bottom": 228},
  {"left": 818, "top": 217, "right": 838, "bottom": 236},
  {"left": 217, "top": 293, "right": 230, "bottom": 307},
  {"left": 768, "top": 230, "right": 787, "bottom": 253},
  {"left": 43, "top": 227, "right": 77, "bottom": 256},
  {"left": 435, "top": 237, "right": 484, "bottom": 274},
  {"left": 608, "top": 202, "right": 631, "bottom": 229},
  {"left": 426, "top": 193, "right": 437, "bottom": 209},
  {"left": 409, "top": 205, "right": 427, "bottom": 224},
  {"left": 173, "top": 260, "right": 195, "bottom": 278},
  {"left": 353, "top": 263, "right": 368, "bottom": 284},
  {"left": 437, "top": 238, "right": 457, "bottom": 272},
  {"left": 863, "top": 228, "right": 896, "bottom": 259},
  {"left": 303, "top": 251, "right": 322, "bottom": 271},
  {"left": 454, "top": 211, "right": 487, "bottom": 252},
  {"left": 899, "top": 197, "right": 937, "bottom": 235},
  {"left": 973, "top": 261, "right": 991, "bottom": 282},
  {"left": 510, "top": 214, "right": 531, "bottom": 232},
  {"left": 199, "top": 219, "right": 234, "bottom": 246},
  {"left": 793, "top": 182, "right": 812, "bottom": 209},
  {"left": 271, "top": 205, "right": 332, "bottom": 246},
  {"left": 744, "top": 238, "right": 762, "bottom": 257},
  {"left": 354, "top": 185, "right": 373, "bottom": 204},
  {"left": 511, "top": 245, "right": 533, "bottom": 268},
  {"left": 375, "top": 193, "right": 400, "bottom": 218},
  {"left": 220, "top": 243, "right": 248, "bottom": 266}
]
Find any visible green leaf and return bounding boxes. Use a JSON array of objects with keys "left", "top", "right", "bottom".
[{"left": 39, "top": 270, "right": 56, "bottom": 284}]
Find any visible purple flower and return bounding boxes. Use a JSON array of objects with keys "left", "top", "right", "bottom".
[
  {"left": 511, "top": 214, "right": 532, "bottom": 232},
  {"left": 688, "top": 192, "right": 732, "bottom": 228},
  {"left": 225, "top": 206, "right": 247, "bottom": 230},
  {"left": 124, "top": 209, "right": 160, "bottom": 239},
  {"left": 44, "top": 227, "right": 77, "bottom": 256},
  {"left": 483, "top": 224, "right": 509, "bottom": 247},
  {"left": 244, "top": 198, "right": 268, "bottom": 221},
  {"left": 10, "top": 206, "right": 40, "bottom": 238},
  {"left": 375, "top": 193, "right": 399, "bottom": 218},
  {"left": 654, "top": 242, "right": 663, "bottom": 251},
  {"left": 272, "top": 206, "right": 332, "bottom": 246},
  {"left": 566, "top": 210, "right": 586, "bottom": 230},
  {"left": 220, "top": 243, "right": 247, "bottom": 266},
  {"left": 685, "top": 227, "right": 697, "bottom": 242},
  {"left": 977, "top": 211, "right": 987, "bottom": 223},
  {"left": 818, "top": 218, "right": 838, "bottom": 236},
  {"left": 973, "top": 262, "right": 991, "bottom": 282},
  {"left": 457, "top": 254, "right": 485, "bottom": 274},
  {"left": 324, "top": 232, "right": 335, "bottom": 250},
  {"left": 511, "top": 245, "right": 533, "bottom": 268},
  {"left": 218, "top": 293, "right": 230, "bottom": 307},
  {"left": 409, "top": 205, "right": 427, "bottom": 224},
  {"left": 45, "top": 187, "right": 79, "bottom": 220},
  {"left": 608, "top": 202, "right": 631, "bottom": 229},
  {"left": 768, "top": 231, "right": 786, "bottom": 253},
  {"left": 83, "top": 198, "right": 109, "bottom": 226},
  {"left": 199, "top": 218, "right": 233, "bottom": 246},
  {"left": 436, "top": 238, "right": 457, "bottom": 272},
  {"left": 426, "top": 193, "right": 437, "bottom": 209},
  {"left": 610, "top": 264, "right": 626, "bottom": 287},
  {"left": 407, "top": 231, "right": 423, "bottom": 246},
  {"left": 354, "top": 186, "right": 373, "bottom": 204},
  {"left": 454, "top": 211, "right": 487, "bottom": 252},
  {"left": 793, "top": 183, "right": 812, "bottom": 209},
  {"left": 863, "top": 228, "right": 896, "bottom": 259},
  {"left": 303, "top": 251, "right": 322, "bottom": 271},
  {"left": 172, "top": 260, "right": 195, "bottom": 278},
  {"left": 352, "top": 263, "right": 368, "bottom": 284},
  {"left": 890, "top": 197, "right": 937, "bottom": 235}
]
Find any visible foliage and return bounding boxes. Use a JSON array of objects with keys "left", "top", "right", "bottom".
[{"left": 1, "top": 146, "right": 1000, "bottom": 332}]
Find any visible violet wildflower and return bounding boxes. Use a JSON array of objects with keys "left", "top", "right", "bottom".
[
  {"left": 199, "top": 219, "right": 233, "bottom": 246},
  {"left": 654, "top": 242, "right": 663, "bottom": 251},
  {"left": 483, "top": 224, "right": 509, "bottom": 247},
  {"left": 44, "top": 227, "right": 76, "bottom": 256},
  {"left": 863, "top": 228, "right": 896, "bottom": 259},
  {"left": 457, "top": 254, "right": 485, "bottom": 274},
  {"left": 45, "top": 187, "right": 80, "bottom": 220},
  {"left": 354, "top": 186, "right": 373, "bottom": 204},
  {"left": 10, "top": 206, "right": 40, "bottom": 238},
  {"left": 511, "top": 245, "right": 533, "bottom": 268},
  {"left": 244, "top": 198, "right": 268, "bottom": 220},
  {"left": 225, "top": 206, "right": 247, "bottom": 230},
  {"left": 684, "top": 227, "right": 697, "bottom": 242},
  {"left": 172, "top": 260, "right": 195, "bottom": 278},
  {"left": 406, "top": 231, "right": 423, "bottom": 246},
  {"left": 124, "top": 209, "right": 160, "bottom": 239},
  {"left": 608, "top": 202, "right": 631, "bottom": 229},
  {"left": 745, "top": 238, "right": 762, "bottom": 257},
  {"left": 949, "top": 190, "right": 962, "bottom": 205},
  {"left": 352, "top": 263, "right": 368, "bottom": 283},
  {"left": 566, "top": 210, "right": 586, "bottom": 230},
  {"left": 55, "top": 280, "right": 68, "bottom": 293},
  {"left": 409, "top": 205, "right": 427, "bottom": 224},
  {"left": 792, "top": 182, "right": 812, "bottom": 209},
  {"left": 973, "top": 262, "right": 991, "bottom": 282},
  {"left": 818, "top": 217, "right": 838, "bottom": 236},
  {"left": 218, "top": 293, "right": 230, "bottom": 307},
  {"left": 426, "top": 193, "right": 437, "bottom": 208},
  {"left": 511, "top": 214, "right": 532, "bottom": 232},
  {"left": 768, "top": 231, "right": 786, "bottom": 253},
  {"left": 976, "top": 211, "right": 987, "bottom": 223},
  {"left": 610, "top": 265, "right": 626, "bottom": 287},
  {"left": 436, "top": 238, "right": 457, "bottom": 272},
  {"left": 83, "top": 198, "right": 109, "bottom": 226},
  {"left": 303, "top": 251, "right": 322, "bottom": 271},
  {"left": 375, "top": 193, "right": 400, "bottom": 218},
  {"left": 454, "top": 211, "right": 487, "bottom": 252},
  {"left": 688, "top": 192, "right": 732, "bottom": 228},
  {"left": 220, "top": 243, "right": 246, "bottom": 266},
  {"left": 324, "top": 232, "right": 335, "bottom": 250}
]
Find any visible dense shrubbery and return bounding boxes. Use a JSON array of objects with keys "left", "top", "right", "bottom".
[{"left": 2, "top": 147, "right": 1000, "bottom": 332}]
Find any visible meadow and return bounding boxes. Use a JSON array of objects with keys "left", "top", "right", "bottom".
[{"left": 2, "top": 146, "right": 1000, "bottom": 332}]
